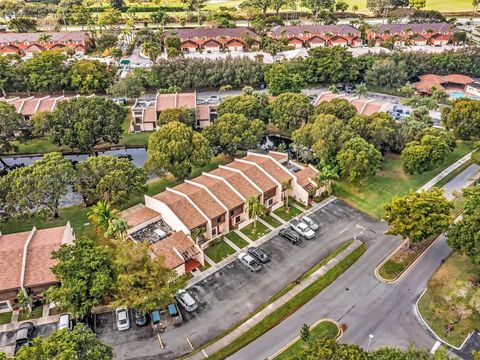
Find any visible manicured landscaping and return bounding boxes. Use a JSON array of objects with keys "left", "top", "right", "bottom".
[
  {"left": 418, "top": 252, "right": 480, "bottom": 348},
  {"left": 261, "top": 214, "right": 282, "bottom": 228},
  {"left": 225, "top": 232, "right": 249, "bottom": 249},
  {"left": 378, "top": 236, "right": 437, "bottom": 281},
  {"left": 288, "top": 197, "right": 311, "bottom": 209},
  {"left": 199, "top": 261, "right": 211, "bottom": 272},
  {"left": 204, "top": 240, "right": 236, "bottom": 263},
  {"left": 274, "top": 320, "right": 340, "bottom": 360},
  {"left": 273, "top": 205, "right": 303, "bottom": 222},
  {"left": 336, "top": 142, "right": 474, "bottom": 219},
  {"left": 18, "top": 305, "right": 43, "bottom": 322},
  {"left": 240, "top": 221, "right": 271, "bottom": 241},
  {"left": 0, "top": 312, "right": 12, "bottom": 325},
  {"left": 206, "top": 243, "right": 366, "bottom": 360},
  {"left": 434, "top": 159, "right": 473, "bottom": 189}
]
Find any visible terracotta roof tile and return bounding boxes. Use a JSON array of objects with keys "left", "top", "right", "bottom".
[
  {"left": 243, "top": 154, "right": 292, "bottom": 184},
  {"left": 373, "top": 22, "right": 455, "bottom": 34},
  {"left": 296, "top": 166, "right": 318, "bottom": 188},
  {"left": 196, "top": 104, "right": 210, "bottom": 121},
  {"left": 121, "top": 207, "right": 160, "bottom": 228},
  {"left": 167, "top": 27, "right": 258, "bottom": 40},
  {"left": 156, "top": 93, "right": 196, "bottom": 111},
  {"left": 210, "top": 168, "right": 260, "bottom": 198},
  {"left": 0, "top": 31, "right": 88, "bottom": 43},
  {"left": 174, "top": 182, "right": 226, "bottom": 220},
  {"left": 153, "top": 191, "right": 206, "bottom": 230},
  {"left": 192, "top": 175, "right": 244, "bottom": 210},
  {"left": 0, "top": 231, "right": 28, "bottom": 292},
  {"left": 226, "top": 161, "right": 277, "bottom": 192},
  {"left": 267, "top": 151, "right": 288, "bottom": 162},
  {"left": 151, "top": 232, "right": 198, "bottom": 269},
  {"left": 271, "top": 25, "right": 360, "bottom": 36}
]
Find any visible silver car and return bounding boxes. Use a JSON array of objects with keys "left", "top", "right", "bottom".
[
  {"left": 300, "top": 215, "right": 319, "bottom": 231},
  {"left": 176, "top": 289, "right": 198, "bottom": 312},
  {"left": 115, "top": 307, "right": 130, "bottom": 331},
  {"left": 237, "top": 252, "right": 262, "bottom": 272},
  {"left": 290, "top": 219, "right": 315, "bottom": 239}
]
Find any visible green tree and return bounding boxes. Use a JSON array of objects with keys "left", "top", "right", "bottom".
[
  {"left": 442, "top": 99, "right": 480, "bottom": 140},
  {"left": 151, "top": 8, "right": 168, "bottom": 25},
  {"left": 354, "top": 82, "right": 368, "bottom": 99},
  {"left": 270, "top": 92, "right": 314, "bottom": 131},
  {"left": 16, "top": 290, "right": 33, "bottom": 316},
  {"left": 88, "top": 200, "right": 121, "bottom": 235},
  {"left": 383, "top": 188, "right": 453, "bottom": 247},
  {"left": 204, "top": 113, "right": 265, "bottom": 156},
  {"left": 409, "top": 0, "right": 426, "bottom": 10},
  {"left": 240, "top": 0, "right": 271, "bottom": 15},
  {"left": 336, "top": 137, "right": 381, "bottom": 188},
  {"left": 315, "top": 164, "right": 339, "bottom": 195},
  {"left": 366, "top": 0, "right": 394, "bottom": 16},
  {"left": 110, "top": 237, "right": 187, "bottom": 312},
  {"left": 76, "top": 155, "right": 147, "bottom": 206},
  {"left": 291, "top": 338, "right": 368, "bottom": 360},
  {"left": 108, "top": 70, "right": 146, "bottom": 101},
  {"left": 0, "top": 101, "right": 25, "bottom": 154},
  {"left": 348, "top": 112, "right": 397, "bottom": 153},
  {"left": 46, "top": 236, "right": 114, "bottom": 318},
  {"left": 146, "top": 121, "right": 212, "bottom": 180},
  {"left": 365, "top": 58, "right": 408, "bottom": 90},
  {"left": 299, "top": 323, "right": 310, "bottom": 345},
  {"left": 303, "top": 47, "right": 359, "bottom": 84},
  {"left": 179, "top": 0, "right": 206, "bottom": 11},
  {"left": 19, "top": 50, "right": 68, "bottom": 92},
  {"left": 401, "top": 134, "right": 451, "bottom": 174},
  {"left": 301, "top": 0, "right": 334, "bottom": 16},
  {"left": 265, "top": 63, "right": 304, "bottom": 96},
  {"left": 14, "top": 324, "right": 112, "bottom": 360},
  {"left": 69, "top": 60, "right": 116, "bottom": 94},
  {"left": 246, "top": 196, "right": 265, "bottom": 231},
  {"left": 0, "top": 152, "right": 75, "bottom": 218},
  {"left": 8, "top": 16, "right": 36, "bottom": 32},
  {"left": 314, "top": 98, "right": 357, "bottom": 122},
  {"left": 217, "top": 93, "right": 270, "bottom": 122},
  {"left": 42, "top": 97, "right": 126, "bottom": 152},
  {"left": 142, "top": 40, "right": 162, "bottom": 64},
  {"left": 157, "top": 107, "right": 196, "bottom": 127}
]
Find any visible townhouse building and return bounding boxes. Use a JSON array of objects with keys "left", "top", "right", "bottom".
[
  {"left": 0, "top": 31, "right": 90, "bottom": 56},
  {"left": 0, "top": 95, "right": 80, "bottom": 121}
]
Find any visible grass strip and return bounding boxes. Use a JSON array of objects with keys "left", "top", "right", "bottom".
[
  {"left": 0, "top": 312, "right": 12, "bottom": 325},
  {"left": 206, "top": 243, "right": 366, "bottom": 360},
  {"left": 226, "top": 232, "right": 249, "bottom": 249},
  {"left": 261, "top": 214, "right": 282, "bottom": 228}
]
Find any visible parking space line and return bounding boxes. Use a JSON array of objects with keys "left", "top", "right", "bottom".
[
  {"left": 202, "top": 349, "right": 208, "bottom": 358},
  {"left": 186, "top": 337, "right": 195, "bottom": 350},
  {"left": 157, "top": 333, "right": 164, "bottom": 349}
]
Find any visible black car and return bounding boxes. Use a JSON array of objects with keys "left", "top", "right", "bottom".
[
  {"left": 14, "top": 322, "right": 34, "bottom": 354},
  {"left": 133, "top": 309, "right": 147, "bottom": 327},
  {"left": 247, "top": 247, "right": 270, "bottom": 263},
  {"left": 279, "top": 228, "right": 302, "bottom": 245}
]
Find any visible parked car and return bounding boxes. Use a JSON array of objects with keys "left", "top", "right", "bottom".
[
  {"left": 237, "top": 252, "right": 262, "bottom": 272},
  {"left": 176, "top": 289, "right": 198, "bottom": 312},
  {"left": 133, "top": 309, "right": 147, "bottom": 327},
  {"left": 345, "top": 84, "right": 355, "bottom": 93},
  {"left": 290, "top": 219, "right": 315, "bottom": 239},
  {"left": 300, "top": 215, "right": 319, "bottom": 231},
  {"left": 247, "top": 247, "right": 270, "bottom": 263},
  {"left": 79, "top": 313, "right": 96, "bottom": 331},
  {"left": 196, "top": 98, "right": 206, "bottom": 105},
  {"left": 14, "top": 322, "right": 34, "bottom": 354},
  {"left": 58, "top": 313, "right": 72, "bottom": 331},
  {"left": 115, "top": 307, "right": 130, "bottom": 331},
  {"left": 206, "top": 95, "right": 219, "bottom": 104},
  {"left": 279, "top": 228, "right": 302, "bottom": 245}
]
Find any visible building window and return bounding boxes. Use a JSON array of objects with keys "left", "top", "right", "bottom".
[
  {"left": 235, "top": 215, "right": 241, "bottom": 224},
  {"left": 229, "top": 210, "right": 234, "bottom": 217},
  {"left": 268, "top": 198, "right": 273, "bottom": 206},
  {"left": 212, "top": 228, "right": 217, "bottom": 236},
  {"left": 216, "top": 216, "right": 222, "bottom": 223}
]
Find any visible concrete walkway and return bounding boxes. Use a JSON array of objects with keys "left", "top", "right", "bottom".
[
  {"left": 0, "top": 313, "right": 60, "bottom": 333},
  {"left": 223, "top": 237, "right": 241, "bottom": 252},
  {"left": 187, "top": 196, "right": 337, "bottom": 288},
  {"left": 258, "top": 217, "right": 275, "bottom": 231},
  {"left": 187, "top": 239, "right": 364, "bottom": 360},
  {"left": 418, "top": 150, "right": 475, "bottom": 192},
  {"left": 233, "top": 230, "right": 253, "bottom": 244}
]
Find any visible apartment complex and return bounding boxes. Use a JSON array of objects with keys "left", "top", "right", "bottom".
[
  {"left": 0, "top": 31, "right": 90, "bottom": 56},
  {"left": 122, "top": 152, "right": 320, "bottom": 272},
  {"left": 0, "top": 224, "right": 75, "bottom": 309},
  {"left": 365, "top": 22, "right": 457, "bottom": 47},
  {"left": 130, "top": 92, "right": 215, "bottom": 132},
  {"left": 0, "top": 95, "right": 82, "bottom": 120}
]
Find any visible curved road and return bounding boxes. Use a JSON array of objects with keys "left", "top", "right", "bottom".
[{"left": 229, "top": 166, "right": 479, "bottom": 360}]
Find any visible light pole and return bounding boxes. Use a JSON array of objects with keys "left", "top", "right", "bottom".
[{"left": 367, "top": 334, "right": 374, "bottom": 352}]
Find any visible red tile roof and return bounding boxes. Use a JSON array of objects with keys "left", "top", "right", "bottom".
[
  {"left": 121, "top": 207, "right": 160, "bottom": 228},
  {"left": 156, "top": 93, "right": 196, "bottom": 112},
  {"left": 210, "top": 167, "right": 260, "bottom": 199},
  {"left": 243, "top": 154, "right": 292, "bottom": 184},
  {"left": 174, "top": 182, "right": 226, "bottom": 220},
  {"left": 271, "top": 25, "right": 360, "bottom": 37},
  {"left": 192, "top": 175, "right": 244, "bottom": 210},
  {"left": 0, "top": 31, "right": 88, "bottom": 43},
  {"left": 167, "top": 27, "right": 258, "bottom": 40},
  {"left": 226, "top": 161, "right": 277, "bottom": 192},
  {"left": 296, "top": 166, "right": 318, "bottom": 189},
  {"left": 151, "top": 231, "right": 198, "bottom": 269}
]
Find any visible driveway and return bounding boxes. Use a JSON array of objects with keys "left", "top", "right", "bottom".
[
  {"left": 97, "top": 200, "right": 385, "bottom": 359},
  {"left": 0, "top": 323, "right": 57, "bottom": 356}
]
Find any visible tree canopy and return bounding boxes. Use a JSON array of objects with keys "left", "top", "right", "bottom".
[
  {"left": 0, "top": 101, "right": 25, "bottom": 154},
  {"left": 270, "top": 92, "right": 314, "bottom": 131},
  {"left": 217, "top": 93, "right": 270, "bottom": 122},
  {"left": 314, "top": 98, "right": 357, "bottom": 122},
  {"left": 348, "top": 112, "right": 397, "bottom": 153},
  {"left": 265, "top": 63, "right": 304, "bottom": 96},
  {"left": 69, "top": 60, "right": 116, "bottom": 94},
  {"left": 157, "top": 107, "right": 196, "bottom": 127},
  {"left": 442, "top": 99, "right": 480, "bottom": 140},
  {"left": 146, "top": 121, "right": 212, "bottom": 180}
]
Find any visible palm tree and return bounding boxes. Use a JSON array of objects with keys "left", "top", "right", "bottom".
[
  {"left": 246, "top": 196, "right": 265, "bottom": 231},
  {"left": 106, "top": 219, "right": 129, "bottom": 239},
  {"left": 282, "top": 180, "right": 291, "bottom": 210},
  {"left": 142, "top": 40, "right": 161, "bottom": 64},
  {"left": 190, "top": 226, "right": 205, "bottom": 244},
  {"left": 354, "top": 83, "right": 368, "bottom": 99},
  {"left": 328, "top": 84, "right": 339, "bottom": 94},
  {"left": 352, "top": 4, "right": 358, "bottom": 15},
  {"left": 38, "top": 34, "right": 52, "bottom": 43},
  {"left": 315, "top": 165, "right": 339, "bottom": 196},
  {"left": 88, "top": 200, "right": 120, "bottom": 234}
]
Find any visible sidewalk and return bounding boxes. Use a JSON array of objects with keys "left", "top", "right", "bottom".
[
  {"left": 187, "top": 239, "right": 364, "bottom": 360},
  {"left": 0, "top": 313, "right": 60, "bottom": 333},
  {"left": 187, "top": 196, "right": 337, "bottom": 287}
]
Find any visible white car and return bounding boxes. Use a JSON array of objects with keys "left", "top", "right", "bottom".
[
  {"left": 176, "top": 289, "right": 198, "bottom": 312},
  {"left": 300, "top": 215, "right": 319, "bottom": 231},
  {"left": 58, "top": 313, "right": 72, "bottom": 331},
  {"left": 237, "top": 252, "right": 262, "bottom": 272},
  {"left": 115, "top": 307, "right": 130, "bottom": 331},
  {"left": 206, "top": 95, "right": 219, "bottom": 104},
  {"left": 290, "top": 219, "right": 315, "bottom": 239}
]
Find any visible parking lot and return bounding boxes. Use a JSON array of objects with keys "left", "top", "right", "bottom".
[
  {"left": 96, "top": 199, "right": 386, "bottom": 360},
  {"left": 0, "top": 322, "right": 57, "bottom": 356}
]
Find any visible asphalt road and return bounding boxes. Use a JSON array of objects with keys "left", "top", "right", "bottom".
[
  {"left": 442, "top": 164, "right": 479, "bottom": 200},
  {"left": 96, "top": 200, "right": 383, "bottom": 359}
]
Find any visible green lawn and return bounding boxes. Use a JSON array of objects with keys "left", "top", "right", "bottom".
[
  {"left": 336, "top": 142, "right": 474, "bottom": 219},
  {"left": 274, "top": 321, "right": 340, "bottom": 360},
  {"left": 261, "top": 214, "right": 283, "bottom": 228},
  {"left": 418, "top": 252, "right": 480, "bottom": 348},
  {"left": 204, "top": 240, "right": 236, "bottom": 263},
  {"left": 225, "top": 232, "right": 249, "bottom": 249},
  {"left": 240, "top": 221, "right": 271, "bottom": 241},
  {"left": 273, "top": 205, "right": 303, "bottom": 222},
  {"left": 206, "top": 244, "right": 366, "bottom": 360},
  {"left": 18, "top": 305, "right": 43, "bottom": 322},
  {"left": 0, "top": 312, "right": 12, "bottom": 325},
  {"left": 288, "top": 197, "right": 311, "bottom": 210},
  {"left": 119, "top": 116, "right": 151, "bottom": 147}
]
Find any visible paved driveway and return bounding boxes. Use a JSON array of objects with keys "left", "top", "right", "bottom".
[
  {"left": 97, "top": 200, "right": 384, "bottom": 360},
  {"left": 0, "top": 323, "right": 57, "bottom": 356}
]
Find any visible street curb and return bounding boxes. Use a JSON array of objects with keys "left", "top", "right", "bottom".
[
  {"left": 267, "top": 319, "right": 342, "bottom": 359},
  {"left": 414, "top": 288, "right": 474, "bottom": 351}
]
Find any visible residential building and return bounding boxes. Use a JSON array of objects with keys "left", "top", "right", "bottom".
[
  {"left": 165, "top": 27, "right": 260, "bottom": 53},
  {"left": 412, "top": 74, "right": 474, "bottom": 94},
  {"left": 0, "top": 95, "right": 78, "bottom": 121},
  {"left": 126, "top": 151, "right": 320, "bottom": 260},
  {"left": 466, "top": 82, "right": 480, "bottom": 98},
  {"left": 270, "top": 25, "right": 362, "bottom": 48},
  {"left": 0, "top": 31, "right": 90, "bottom": 56},
  {"left": 314, "top": 92, "right": 388, "bottom": 115},
  {"left": 130, "top": 92, "right": 215, "bottom": 132},
  {"left": 0, "top": 224, "right": 75, "bottom": 309},
  {"left": 365, "top": 23, "right": 457, "bottom": 47}
]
